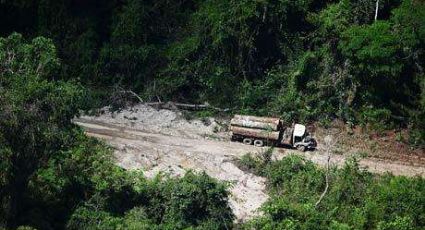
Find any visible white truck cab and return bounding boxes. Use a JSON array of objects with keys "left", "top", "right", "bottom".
[
  {"left": 292, "top": 124, "right": 316, "bottom": 151},
  {"left": 293, "top": 124, "right": 306, "bottom": 140}
]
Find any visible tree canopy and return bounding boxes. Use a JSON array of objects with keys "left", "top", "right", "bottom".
[
  {"left": 0, "top": 32, "right": 233, "bottom": 229},
  {"left": 1, "top": 1, "right": 423, "bottom": 136}
]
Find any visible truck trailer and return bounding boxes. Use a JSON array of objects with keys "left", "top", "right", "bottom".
[{"left": 230, "top": 115, "right": 316, "bottom": 151}]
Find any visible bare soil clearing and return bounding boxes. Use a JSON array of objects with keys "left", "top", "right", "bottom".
[{"left": 75, "top": 104, "right": 425, "bottom": 221}]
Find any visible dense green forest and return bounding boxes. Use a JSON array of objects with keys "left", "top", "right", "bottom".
[
  {"left": 0, "top": 0, "right": 424, "bottom": 229},
  {"left": 1, "top": 0, "right": 424, "bottom": 143}
]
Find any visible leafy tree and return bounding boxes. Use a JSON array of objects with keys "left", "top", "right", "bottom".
[
  {"left": 157, "top": 0, "right": 318, "bottom": 105},
  {"left": 95, "top": 0, "right": 194, "bottom": 93},
  {"left": 391, "top": 0, "right": 425, "bottom": 146},
  {"left": 66, "top": 172, "right": 234, "bottom": 230},
  {"left": 0, "top": 33, "right": 85, "bottom": 228}
]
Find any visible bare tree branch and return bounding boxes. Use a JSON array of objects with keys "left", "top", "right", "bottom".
[
  {"left": 115, "top": 86, "right": 144, "bottom": 103},
  {"left": 375, "top": 0, "right": 379, "bottom": 21},
  {"left": 315, "top": 135, "right": 334, "bottom": 208},
  {"left": 120, "top": 90, "right": 144, "bottom": 103},
  {"left": 315, "top": 155, "right": 330, "bottom": 207}
]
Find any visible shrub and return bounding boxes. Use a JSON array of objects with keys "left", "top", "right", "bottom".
[{"left": 244, "top": 155, "right": 425, "bottom": 229}]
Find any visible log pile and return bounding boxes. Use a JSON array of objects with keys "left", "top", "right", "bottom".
[
  {"left": 230, "top": 115, "right": 281, "bottom": 131},
  {"left": 230, "top": 126, "right": 280, "bottom": 140},
  {"left": 230, "top": 115, "right": 282, "bottom": 140}
]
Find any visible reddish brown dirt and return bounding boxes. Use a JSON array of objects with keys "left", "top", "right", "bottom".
[{"left": 312, "top": 120, "right": 425, "bottom": 167}]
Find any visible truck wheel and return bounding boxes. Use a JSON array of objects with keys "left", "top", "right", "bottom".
[
  {"left": 243, "top": 138, "right": 253, "bottom": 145},
  {"left": 254, "top": 139, "right": 264, "bottom": 147},
  {"left": 297, "top": 145, "right": 306, "bottom": 152},
  {"left": 231, "top": 135, "right": 237, "bottom": 141}
]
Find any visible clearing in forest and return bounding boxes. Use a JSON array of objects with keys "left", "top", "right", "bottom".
[{"left": 74, "top": 104, "right": 425, "bottom": 221}]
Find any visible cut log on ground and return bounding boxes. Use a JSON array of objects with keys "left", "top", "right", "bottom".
[{"left": 231, "top": 126, "right": 280, "bottom": 140}]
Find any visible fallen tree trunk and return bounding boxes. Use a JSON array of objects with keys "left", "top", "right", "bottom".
[
  {"left": 145, "top": 101, "right": 229, "bottom": 112},
  {"left": 230, "top": 126, "right": 280, "bottom": 140},
  {"left": 112, "top": 87, "right": 229, "bottom": 112}
]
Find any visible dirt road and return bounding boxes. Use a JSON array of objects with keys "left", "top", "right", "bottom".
[
  {"left": 74, "top": 115, "right": 425, "bottom": 222},
  {"left": 75, "top": 118, "right": 269, "bottom": 221}
]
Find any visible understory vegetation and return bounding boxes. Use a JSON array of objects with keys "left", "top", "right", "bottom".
[
  {"left": 1, "top": 0, "right": 425, "bottom": 229},
  {"left": 237, "top": 154, "right": 425, "bottom": 230}
]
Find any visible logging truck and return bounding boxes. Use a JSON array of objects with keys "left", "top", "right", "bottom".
[{"left": 230, "top": 115, "right": 317, "bottom": 151}]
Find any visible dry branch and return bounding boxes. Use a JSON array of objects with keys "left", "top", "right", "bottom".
[
  {"left": 119, "top": 90, "right": 144, "bottom": 103},
  {"left": 315, "top": 135, "right": 334, "bottom": 208},
  {"left": 315, "top": 154, "right": 330, "bottom": 207},
  {"left": 375, "top": 0, "right": 379, "bottom": 21}
]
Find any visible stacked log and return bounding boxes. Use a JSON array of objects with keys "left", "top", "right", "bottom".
[
  {"left": 230, "top": 115, "right": 281, "bottom": 131},
  {"left": 230, "top": 126, "right": 280, "bottom": 140},
  {"left": 230, "top": 115, "right": 282, "bottom": 140}
]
